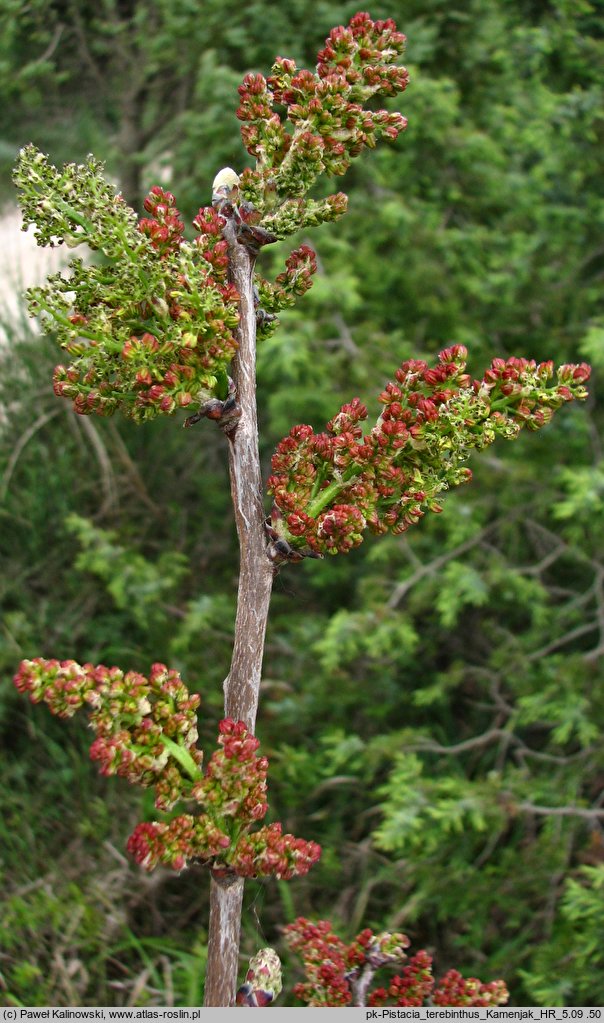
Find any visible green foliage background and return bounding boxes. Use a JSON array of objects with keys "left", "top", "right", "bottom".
[{"left": 1, "top": 0, "right": 603, "bottom": 1007}]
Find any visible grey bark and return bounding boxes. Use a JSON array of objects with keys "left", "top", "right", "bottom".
[{"left": 203, "top": 224, "right": 275, "bottom": 1006}]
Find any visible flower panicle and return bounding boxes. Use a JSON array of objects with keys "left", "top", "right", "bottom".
[
  {"left": 283, "top": 918, "right": 352, "bottom": 1006},
  {"left": 128, "top": 726, "right": 320, "bottom": 879},
  {"left": 256, "top": 243, "right": 318, "bottom": 322},
  {"left": 368, "top": 950, "right": 435, "bottom": 1007},
  {"left": 127, "top": 725, "right": 320, "bottom": 879},
  {"left": 254, "top": 244, "right": 318, "bottom": 340},
  {"left": 283, "top": 917, "right": 508, "bottom": 1008},
  {"left": 13, "top": 144, "right": 139, "bottom": 256},
  {"left": 267, "top": 347, "right": 591, "bottom": 558},
  {"left": 14, "top": 16, "right": 409, "bottom": 416},
  {"left": 14, "top": 658, "right": 202, "bottom": 806},
  {"left": 126, "top": 814, "right": 230, "bottom": 872},
  {"left": 432, "top": 970, "right": 509, "bottom": 1008},
  {"left": 192, "top": 205, "right": 231, "bottom": 281},
  {"left": 230, "top": 822, "right": 321, "bottom": 880},
  {"left": 190, "top": 717, "right": 269, "bottom": 824},
  {"left": 138, "top": 186, "right": 185, "bottom": 256},
  {"left": 14, "top": 146, "right": 240, "bottom": 423},
  {"left": 236, "top": 12, "right": 409, "bottom": 238},
  {"left": 14, "top": 659, "right": 321, "bottom": 882}
]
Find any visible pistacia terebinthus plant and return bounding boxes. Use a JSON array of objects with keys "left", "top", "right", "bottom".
[
  {"left": 281, "top": 918, "right": 508, "bottom": 1007},
  {"left": 13, "top": 9, "right": 589, "bottom": 1007},
  {"left": 267, "top": 349, "right": 590, "bottom": 559},
  {"left": 13, "top": 659, "right": 320, "bottom": 879}
]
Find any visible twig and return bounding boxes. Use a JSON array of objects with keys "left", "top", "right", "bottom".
[
  {"left": 405, "top": 727, "right": 593, "bottom": 766},
  {"left": 29, "top": 22, "right": 65, "bottom": 70},
  {"left": 527, "top": 619, "right": 599, "bottom": 661},
  {"left": 406, "top": 727, "right": 512, "bottom": 756},
  {"left": 387, "top": 521, "right": 502, "bottom": 608},
  {"left": 517, "top": 802, "right": 604, "bottom": 821},
  {"left": 77, "top": 414, "right": 119, "bottom": 514},
  {"left": 527, "top": 518, "right": 603, "bottom": 573},
  {"left": 351, "top": 962, "right": 377, "bottom": 1007},
  {"left": 0, "top": 407, "right": 61, "bottom": 503},
  {"left": 107, "top": 422, "right": 162, "bottom": 515},
  {"left": 515, "top": 544, "right": 566, "bottom": 577}
]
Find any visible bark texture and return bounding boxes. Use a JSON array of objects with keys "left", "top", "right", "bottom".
[
  {"left": 203, "top": 224, "right": 275, "bottom": 1007},
  {"left": 205, "top": 876, "right": 246, "bottom": 1007}
]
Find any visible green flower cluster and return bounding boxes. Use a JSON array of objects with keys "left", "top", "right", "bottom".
[
  {"left": 12, "top": 13, "right": 410, "bottom": 422},
  {"left": 14, "top": 147, "right": 240, "bottom": 421},
  {"left": 255, "top": 243, "right": 318, "bottom": 339}
]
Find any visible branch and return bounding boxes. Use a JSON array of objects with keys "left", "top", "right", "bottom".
[
  {"left": 28, "top": 22, "right": 65, "bottom": 71},
  {"left": 204, "top": 219, "right": 275, "bottom": 1008},
  {"left": 66, "top": 1, "right": 106, "bottom": 92},
  {"left": 387, "top": 521, "right": 502, "bottom": 608},
  {"left": 350, "top": 962, "right": 377, "bottom": 1007},
  {"left": 527, "top": 619, "right": 600, "bottom": 661},
  {"left": 527, "top": 518, "right": 603, "bottom": 574},
  {"left": 586, "top": 573, "right": 604, "bottom": 663},
  {"left": 517, "top": 802, "right": 604, "bottom": 821},
  {"left": 107, "top": 422, "right": 162, "bottom": 516},
  {"left": 77, "top": 415, "right": 119, "bottom": 516},
  {"left": 0, "top": 408, "right": 62, "bottom": 502},
  {"left": 405, "top": 728, "right": 512, "bottom": 756},
  {"left": 515, "top": 544, "right": 567, "bottom": 577},
  {"left": 406, "top": 726, "right": 593, "bottom": 766},
  {"left": 220, "top": 219, "right": 275, "bottom": 729}
]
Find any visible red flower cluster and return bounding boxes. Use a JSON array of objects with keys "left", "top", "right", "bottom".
[
  {"left": 14, "top": 660, "right": 321, "bottom": 882},
  {"left": 230, "top": 822, "right": 321, "bottom": 880},
  {"left": 316, "top": 12, "right": 408, "bottom": 93},
  {"left": 283, "top": 918, "right": 352, "bottom": 1006},
  {"left": 368, "top": 951, "right": 437, "bottom": 1006},
  {"left": 14, "top": 146, "right": 242, "bottom": 423},
  {"left": 138, "top": 186, "right": 185, "bottom": 256},
  {"left": 192, "top": 205, "right": 231, "bottom": 281},
  {"left": 260, "top": 244, "right": 317, "bottom": 306},
  {"left": 191, "top": 718, "right": 269, "bottom": 823},
  {"left": 235, "top": 12, "right": 408, "bottom": 238},
  {"left": 283, "top": 917, "right": 508, "bottom": 1008},
  {"left": 268, "top": 347, "right": 591, "bottom": 557},
  {"left": 275, "top": 245, "right": 317, "bottom": 296},
  {"left": 433, "top": 969, "right": 509, "bottom": 1007},
  {"left": 14, "top": 659, "right": 202, "bottom": 809},
  {"left": 127, "top": 719, "right": 320, "bottom": 879},
  {"left": 126, "top": 814, "right": 230, "bottom": 872}
]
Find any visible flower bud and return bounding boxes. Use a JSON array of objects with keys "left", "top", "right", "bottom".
[{"left": 236, "top": 948, "right": 283, "bottom": 1006}]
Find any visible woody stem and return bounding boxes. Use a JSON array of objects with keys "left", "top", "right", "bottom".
[{"left": 203, "top": 221, "right": 275, "bottom": 1007}]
